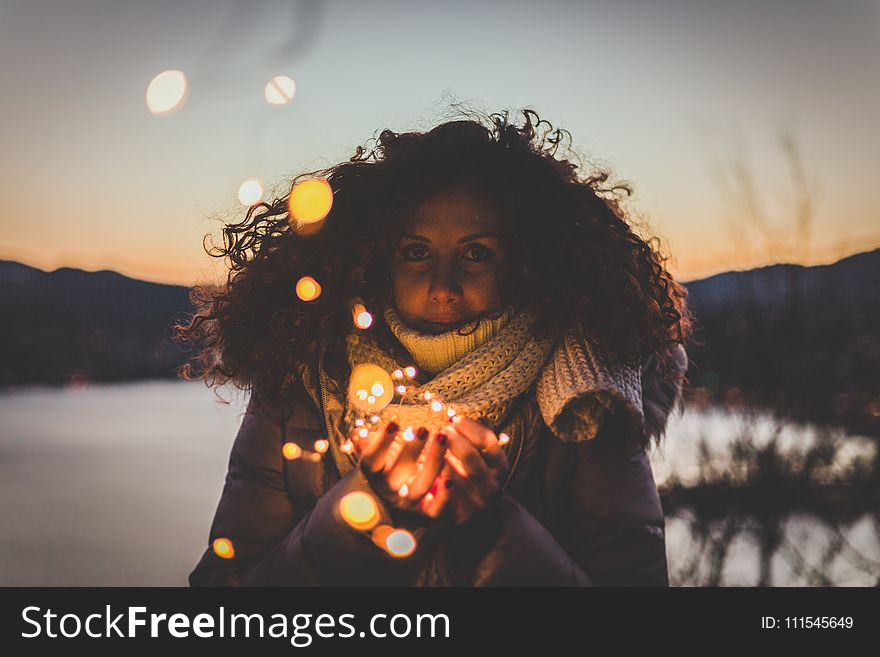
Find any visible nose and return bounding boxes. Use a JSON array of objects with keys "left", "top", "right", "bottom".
[{"left": 428, "top": 261, "right": 462, "bottom": 306}]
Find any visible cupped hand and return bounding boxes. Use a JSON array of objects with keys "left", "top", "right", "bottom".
[
  {"left": 420, "top": 414, "right": 509, "bottom": 524},
  {"left": 355, "top": 420, "right": 448, "bottom": 514}
]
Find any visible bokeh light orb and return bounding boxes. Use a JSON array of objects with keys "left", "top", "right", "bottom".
[
  {"left": 212, "top": 537, "right": 235, "bottom": 559},
  {"left": 289, "top": 179, "right": 333, "bottom": 224},
  {"left": 339, "top": 492, "right": 379, "bottom": 531},
  {"left": 264, "top": 75, "right": 296, "bottom": 105},
  {"left": 295, "top": 276, "right": 321, "bottom": 302},
  {"left": 352, "top": 303, "right": 373, "bottom": 329},
  {"left": 348, "top": 364, "right": 394, "bottom": 414},
  {"left": 238, "top": 179, "right": 263, "bottom": 206},
  {"left": 282, "top": 442, "right": 303, "bottom": 460},
  {"left": 146, "top": 70, "right": 188, "bottom": 115},
  {"left": 372, "top": 526, "right": 416, "bottom": 558}
]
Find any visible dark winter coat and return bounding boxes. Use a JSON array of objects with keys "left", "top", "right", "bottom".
[{"left": 188, "top": 345, "right": 686, "bottom": 587}]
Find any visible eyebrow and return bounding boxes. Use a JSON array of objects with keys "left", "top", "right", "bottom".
[{"left": 401, "top": 232, "right": 501, "bottom": 244}]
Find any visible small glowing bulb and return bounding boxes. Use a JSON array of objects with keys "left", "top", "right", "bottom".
[
  {"left": 447, "top": 407, "right": 457, "bottom": 417},
  {"left": 310, "top": 452, "right": 322, "bottom": 462},
  {"left": 423, "top": 391, "right": 433, "bottom": 401},
  {"left": 341, "top": 440, "right": 354, "bottom": 454},
  {"left": 339, "top": 492, "right": 380, "bottom": 531},
  {"left": 392, "top": 369, "right": 404, "bottom": 379},
  {"left": 282, "top": 442, "right": 303, "bottom": 460},
  {"left": 403, "top": 427, "right": 415, "bottom": 442},
  {"left": 370, "top": 415, "right": 380, "bottom": 423},
  {"left": 398, "top": 483, "right": 409, "bottom": 498},
  {"left": 212, "top": 537, "right": 235, "bottom": 559},
  {"left": 396, "top": 385, "right": 407, "bottom": 395},
  {"left": 430, "top": 399, "right": 444, "bottom": 412},
  {"left": 385, "top": 528, "right": 417, "bottom": 558},
  {"left": 295, "top": 276, "right": 321, "bottom": 302},
  {"left": 313, "top": 439, "right": 329, "bottom": 454},
  {"left": 349, "top": 364, "right": 394, "bottom": 413},
  {"left": 404, "top": 366, "right": 416, "bottom": 378},
  {"left": 352, "top": 303, "right": 373, "bottom": 329},
  {"left": 498, "top": 432, "right": 511, "bottom": 445},
  {"left": 358, "top": 428, "right": 369, "bottom": 439},
  {"left": 355, "top": 418, "right": 365, "bottom": 427}
]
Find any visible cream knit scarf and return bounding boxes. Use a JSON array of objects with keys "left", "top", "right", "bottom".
[{"left": 343, "top": 303, "right": 645, "bottom": 443}]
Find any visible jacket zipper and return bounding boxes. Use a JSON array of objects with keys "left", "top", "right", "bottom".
[
  {"left": 317, "top": 355, "right": 348, "bottom": 479},
  {"left": 502, "top": 416, "right": 525, "bottom": 492}
]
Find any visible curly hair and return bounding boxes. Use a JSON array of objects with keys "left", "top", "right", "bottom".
[{"left": 175, "top": 108, "right": 694, "bottom": 417}]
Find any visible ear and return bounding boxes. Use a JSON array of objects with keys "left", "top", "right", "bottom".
[{"left": 640, "top": 343, "right": 688, "bottom": 442}]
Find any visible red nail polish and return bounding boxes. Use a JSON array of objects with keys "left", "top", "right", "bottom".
[
  {"left": 416, "top": 426, "right": 429, "bottom": 441},
  {"left": 437, "top": 433, "right": 447, "bottom": 445},
  {"left": 429, "top": 480, "right": 439, "bottom": 497},
  {"left": 386, "top": 421, "right": 399, "bottom": 434}
]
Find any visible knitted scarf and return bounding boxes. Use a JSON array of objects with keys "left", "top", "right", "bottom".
[{"left": 343, "top": 303, "right": 645, "bottom": 443}]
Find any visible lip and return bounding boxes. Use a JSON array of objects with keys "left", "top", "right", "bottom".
[{"left": 424, "top": 318, "right": 468, "bottom": 330}]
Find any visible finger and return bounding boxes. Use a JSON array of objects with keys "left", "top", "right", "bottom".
[
  {"left": 407, "top": 427, "right": 448, "bottom": 499},
  {"left": 360, "top": 421, "right": 400, "bottom": 473},
  {"left": 443, "top": 464, "right": 485, "bottom": 520},
  {"left": 481, "top": 442, "right": 509, "bottom": 476},
  {"left": 420, "top": 466, "right": 454, "bottom": 519},
  {"left": 386, "top": 426, "right": 430, "bottom": 491},
  {"left": 440, "top": 425, "right": 491, "bottom": 484},
  {"left": 449, "top": 414, "right": 498, "bottom": 450}
]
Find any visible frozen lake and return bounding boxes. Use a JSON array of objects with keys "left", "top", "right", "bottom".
[{"left": 1, "top": 380, "right": 876, "bottom": 585}]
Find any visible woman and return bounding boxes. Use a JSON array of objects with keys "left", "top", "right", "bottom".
[{"left": 178, "top": 109, "right": 693, "bottom": 586}]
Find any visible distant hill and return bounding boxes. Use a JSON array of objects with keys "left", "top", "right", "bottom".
[
  {"left": 683, "top": 249, "right": 880, "bottom": 433},
  {"left": 0, "top": 261, "right": 195, "bottom": 385},
  {"left": 1, "top": 252, "right": 878, "bottom": 432}
]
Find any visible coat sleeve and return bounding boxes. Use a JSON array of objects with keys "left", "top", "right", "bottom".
[
  {"left": 561, "top": 409, "right": 669, "bottom": 586},
  {"left": 188, "top": 392, "right": 427, "bottom": 586},
  {"left": 456, "top": 495, "right": 593, "bottom": 586}
]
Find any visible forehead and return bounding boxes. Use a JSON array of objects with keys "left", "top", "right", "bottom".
[{"left": 406, "top": 187, "right": 503, "bottom": 237}]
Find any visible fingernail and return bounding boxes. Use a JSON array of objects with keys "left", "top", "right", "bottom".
[
  {"left": 416, "top": 426, "right": 429, "bottom": 441},
  {"left": 437, "top": 432, "right": 448, "bottom": 445},
  {"left": 444, "top": 479, "right": 454, "bottom": 489},
  {"left": 386, "top": 421, "right": 399, "bottom": 434}
]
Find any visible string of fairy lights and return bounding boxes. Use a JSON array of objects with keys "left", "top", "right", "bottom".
[{"left": 145, "top": 69, "right": 509, "bottom": 564}]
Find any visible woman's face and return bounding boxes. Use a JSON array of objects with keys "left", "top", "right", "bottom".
[{"left": 389, "top": 186, "right": 508, "bottom": 335}]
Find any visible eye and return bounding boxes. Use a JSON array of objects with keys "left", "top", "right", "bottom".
[
  {"left": 402, "top": 244, "right": 430, "bottom": 261},
  {"left": 463, "top": 244, "right": 494, "bottom": 263}
]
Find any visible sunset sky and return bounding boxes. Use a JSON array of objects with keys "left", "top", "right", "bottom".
[{"left": 1, "top": 0, "right": 877, "bottom": 287}]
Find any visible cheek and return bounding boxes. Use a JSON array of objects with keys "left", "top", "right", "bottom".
[
  {"left": 463, "top": 268, "right": 505, "bottom": 302},
  {"left": 389, "top": 266, "right": 421, "bottom": 303}
]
